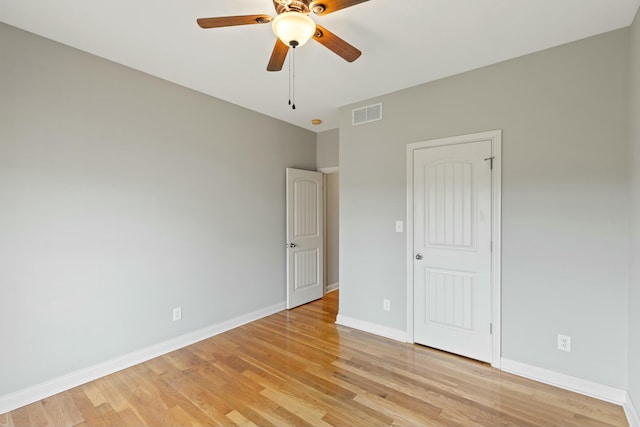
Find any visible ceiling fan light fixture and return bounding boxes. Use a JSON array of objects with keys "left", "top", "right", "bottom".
[{"left": 272, "top": 12, "right": 316, "bottom": 47}]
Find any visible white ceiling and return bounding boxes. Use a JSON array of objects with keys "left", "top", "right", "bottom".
[{"left": 2, "top": 0, "right": 639, "bottom": 132}]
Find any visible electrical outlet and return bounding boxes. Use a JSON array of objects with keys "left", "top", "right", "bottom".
[
  {"left": 395, "top": 220, "right": 403, "bottom": 233},
  {"left": 383, "top": 299, "right": 390, "bottom": 311},
  {"left": 558, "top": 334, "right": 571, "bottom": 352},
  {"left": 173, "top": 307, "right": 182, "bottom": 322}
]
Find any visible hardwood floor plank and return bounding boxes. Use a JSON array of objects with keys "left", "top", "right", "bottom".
[
  {"left": 68, "top": 386, "right": 106, "bottom": 427},
  {"left": 77, "top": 383, "right": 106, "bottom": 411},
  {"left": 166, "top": 405, "right": 210, "bottom": 427},
  {"left": 225, "top": 409, "right": 257, "bottom": 427},
  {"left": 91, "top": 377, "right": 127, "bottom": 413},
  {"left": 0, "top": 291, "right": 629, "bottom": 427},
  {"left": 334, "top": 356, "right": 532, "bottom": 425},
  {"left": 93, "top": 403, "right": 125, "bottom": 427},
  {"left": 131, "top": 364, "right": 216, "bottom": 426},
  {"left": 106, "top": 368, "right": 180, "bottom": 426},
  {"left": 259, "top": 387, "right": 331, "bottom": 426},
  {"left": 113, "top": 407, "right": 146, "bottom": 426},
  {"left": 194, "top": 361, "right": 286, "bottom": 427},
  {"left": 246, "top": 358, "right": 395, "bottom": 427},
  {"left": 249, "top": 407, "right": 299, "bottom": 427},
  {"left": 155, "top": 360, "right": 238, "bottom": 426},
  {"left": 5, "top": 405, "right": 31, "bottom": 427},
  {"left": 188, "top": 335, "right": 240, "bottom": 363},
  {"left": 294, "top": 375, "right": 394, "bottom": 427},
  {"left": 0, "top": 411, "right": 14, "bottom": 427},
  {"left": 23, "top": 402, "right": 51, "bottom": 427},
  {"left": 352, "top": 392, "right": 443, "bottom": 426},
  {"left": 41, "top": 393, "right": 84, "bottom": 427}
]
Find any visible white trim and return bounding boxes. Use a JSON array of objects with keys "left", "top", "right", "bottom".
[
  {"left": 490, "top": 132, "right": 502, "bottom": 369},
  {"left": 406, "top": 144, "right": 415, "bottom": 341},
  {"left": 335, "top": 314, "right": 407, "bottom": 342},
  {"left": 326, "top": 282, "right": 339, "bottom": 293},
  {"left": 500, "top": 358, "right": 627, "bottom": 405},
  {"left": 321, "top": 167, "right": 339, "bottom": 295},
  {"left": 317, "top": 166, "right": 339, "bottom": 174},
  {"left": 0, "top": 301, "right": 285, "bottom": 414},
  {"left": 406, "top": 130, "right": 502, "bottom": 368},
  {"left": 625, "top": 392, "right": 640, "bottom": 427}
]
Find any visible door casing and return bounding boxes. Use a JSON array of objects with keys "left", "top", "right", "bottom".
[
  {"left": 318, "top": 166, "right": 339, "bottom": 295},
  {"left": 406, "top": 130, "right": 502, "bottom": 368}
]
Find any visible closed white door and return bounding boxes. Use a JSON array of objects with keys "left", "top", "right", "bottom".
[
  {"left": 413, "top": 140, "right": 493, "bottom": 362},
  {"left": 286, "top": 168, "right": 324, "bottom": 309}
]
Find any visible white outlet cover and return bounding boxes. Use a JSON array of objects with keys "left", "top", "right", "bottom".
[
  {"left": 173, "top": 307, "right": 182, "bottom": 321},
  {"left": 395, "top": 220, "right": 403, "bottom": 233},
  {"left": 558, "top": 334, "right": 571, "bottom": 352}
]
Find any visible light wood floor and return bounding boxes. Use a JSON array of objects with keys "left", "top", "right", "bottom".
[{"left": 0, "top": 291, "right": 628, "bottom": 427}]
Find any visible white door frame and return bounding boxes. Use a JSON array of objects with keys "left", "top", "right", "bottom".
[
  {"left": 318, "top": 166, "right": 339, "bottom": 294},
  {"left": 406, "top": 130, "right": 502, "bottom": 368}
]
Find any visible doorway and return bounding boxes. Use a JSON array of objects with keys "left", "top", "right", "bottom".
[
  {"left": 323, "top": 170, "right": 339, "bottom": 294},
  {"left": 285, "top": 167, "right": 339, "bottom": 309}
]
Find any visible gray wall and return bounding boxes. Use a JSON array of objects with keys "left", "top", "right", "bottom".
[
  {"left": 0, "top": 23, "right": 316, "bottom": 396},
  {"left": 316, "top": 129, "right": 339, "bottom": 169},
  {"left": 629, "top": 7, "right": 640, "bottom": 411},
  {"left": 325, "top": 172, "right": 339, "bottom": 287},
  {"left": 339, "top": 29, "right": 629, "bottom": 388}
]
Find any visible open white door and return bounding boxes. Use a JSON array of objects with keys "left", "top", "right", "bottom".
[{"left": 286, "top": 168, "right": 324, "bottom": 309}]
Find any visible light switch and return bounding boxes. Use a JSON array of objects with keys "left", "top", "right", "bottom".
[{"left": 395, "top": 220, "right": 403, "bottom": 233}]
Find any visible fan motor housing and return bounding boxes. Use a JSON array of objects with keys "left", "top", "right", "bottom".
[{"left": 274, "top": 0, "right": 312, "bottom": 15}]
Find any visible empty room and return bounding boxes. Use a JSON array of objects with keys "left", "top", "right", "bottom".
[{"left": 1, "top": 1, "right": 640, "bottom": 426}]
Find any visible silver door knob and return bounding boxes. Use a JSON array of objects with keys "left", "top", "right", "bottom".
[{"left": 415, "top": 253, "right": 423, "bottom": 260}]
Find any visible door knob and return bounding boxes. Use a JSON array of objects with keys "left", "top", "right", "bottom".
[
  {"left": 287, "top": 243, "right": 297, "bottom": 248},
  {"left": 415, "top": 253, "right": 423, "bottom": 260}
]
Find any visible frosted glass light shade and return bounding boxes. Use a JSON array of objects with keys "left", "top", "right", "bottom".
[{"left": 272, "top": 12, "right": 316, "bottom": 47}]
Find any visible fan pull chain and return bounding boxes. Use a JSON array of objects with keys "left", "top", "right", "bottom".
[
  {"left": 288, "top": 47, "right": 292, "bottom": 107},
  {"left": 290, "top": 46, "right": 296, "bottom": 110}
]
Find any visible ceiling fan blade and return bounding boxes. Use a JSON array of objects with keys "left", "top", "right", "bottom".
[
  {"left": 267, "top": 39, "right": 289, "bottom": 71},
  {"left": 312, "top": 25, "right": 361, "bottom": 62},
  {"left": 197, "top": 15, "right": 272, "bottom": 29},
  {"left": 310, "top": 0, "right": 369, "bottom": 16}
]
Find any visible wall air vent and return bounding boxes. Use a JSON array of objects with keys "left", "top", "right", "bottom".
[{"left": 352, "top": 103, "right": 382, "bottom": 126}]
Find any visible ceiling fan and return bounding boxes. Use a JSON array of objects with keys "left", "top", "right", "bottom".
[{"left": 197, "top": 0, "right": 369, "bottom": 72}]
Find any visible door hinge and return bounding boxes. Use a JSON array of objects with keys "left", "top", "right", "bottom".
[
  {"left": 490, "top": 323, "right": 493, "bottom": 334},
  {"left": 484, "top": 156, "right": 495, "bottom": 170},
  {"left": 490, "top": 240, "right": 493, "bottom": 252}
]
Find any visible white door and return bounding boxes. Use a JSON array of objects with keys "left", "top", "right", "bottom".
[
  {"left": 413, "top": 140, "right": 493, "bottom": 362},
  {"left": 286, "top": 168, "right": 324, "bottom": 309}
]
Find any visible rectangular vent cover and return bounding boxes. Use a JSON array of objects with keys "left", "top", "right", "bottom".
[{"left": 352, "top": 103, "right": 382, "bottom": 125}]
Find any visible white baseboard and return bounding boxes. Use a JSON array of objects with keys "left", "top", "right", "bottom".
[
  {"left": 501, "top": 358, "right": 627, "bottom": 405},
  {"left": 0, "top": 301, "right": 285, "bottom": 415},
  {"left": 325, "top": 282, "right": 339, "bottom": 293},
  {"left": 335, "top": 314, "right": 407, "bottom": 342},
  {"left": 625, "top": 392, "right": 640, "bottom": 427}
]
